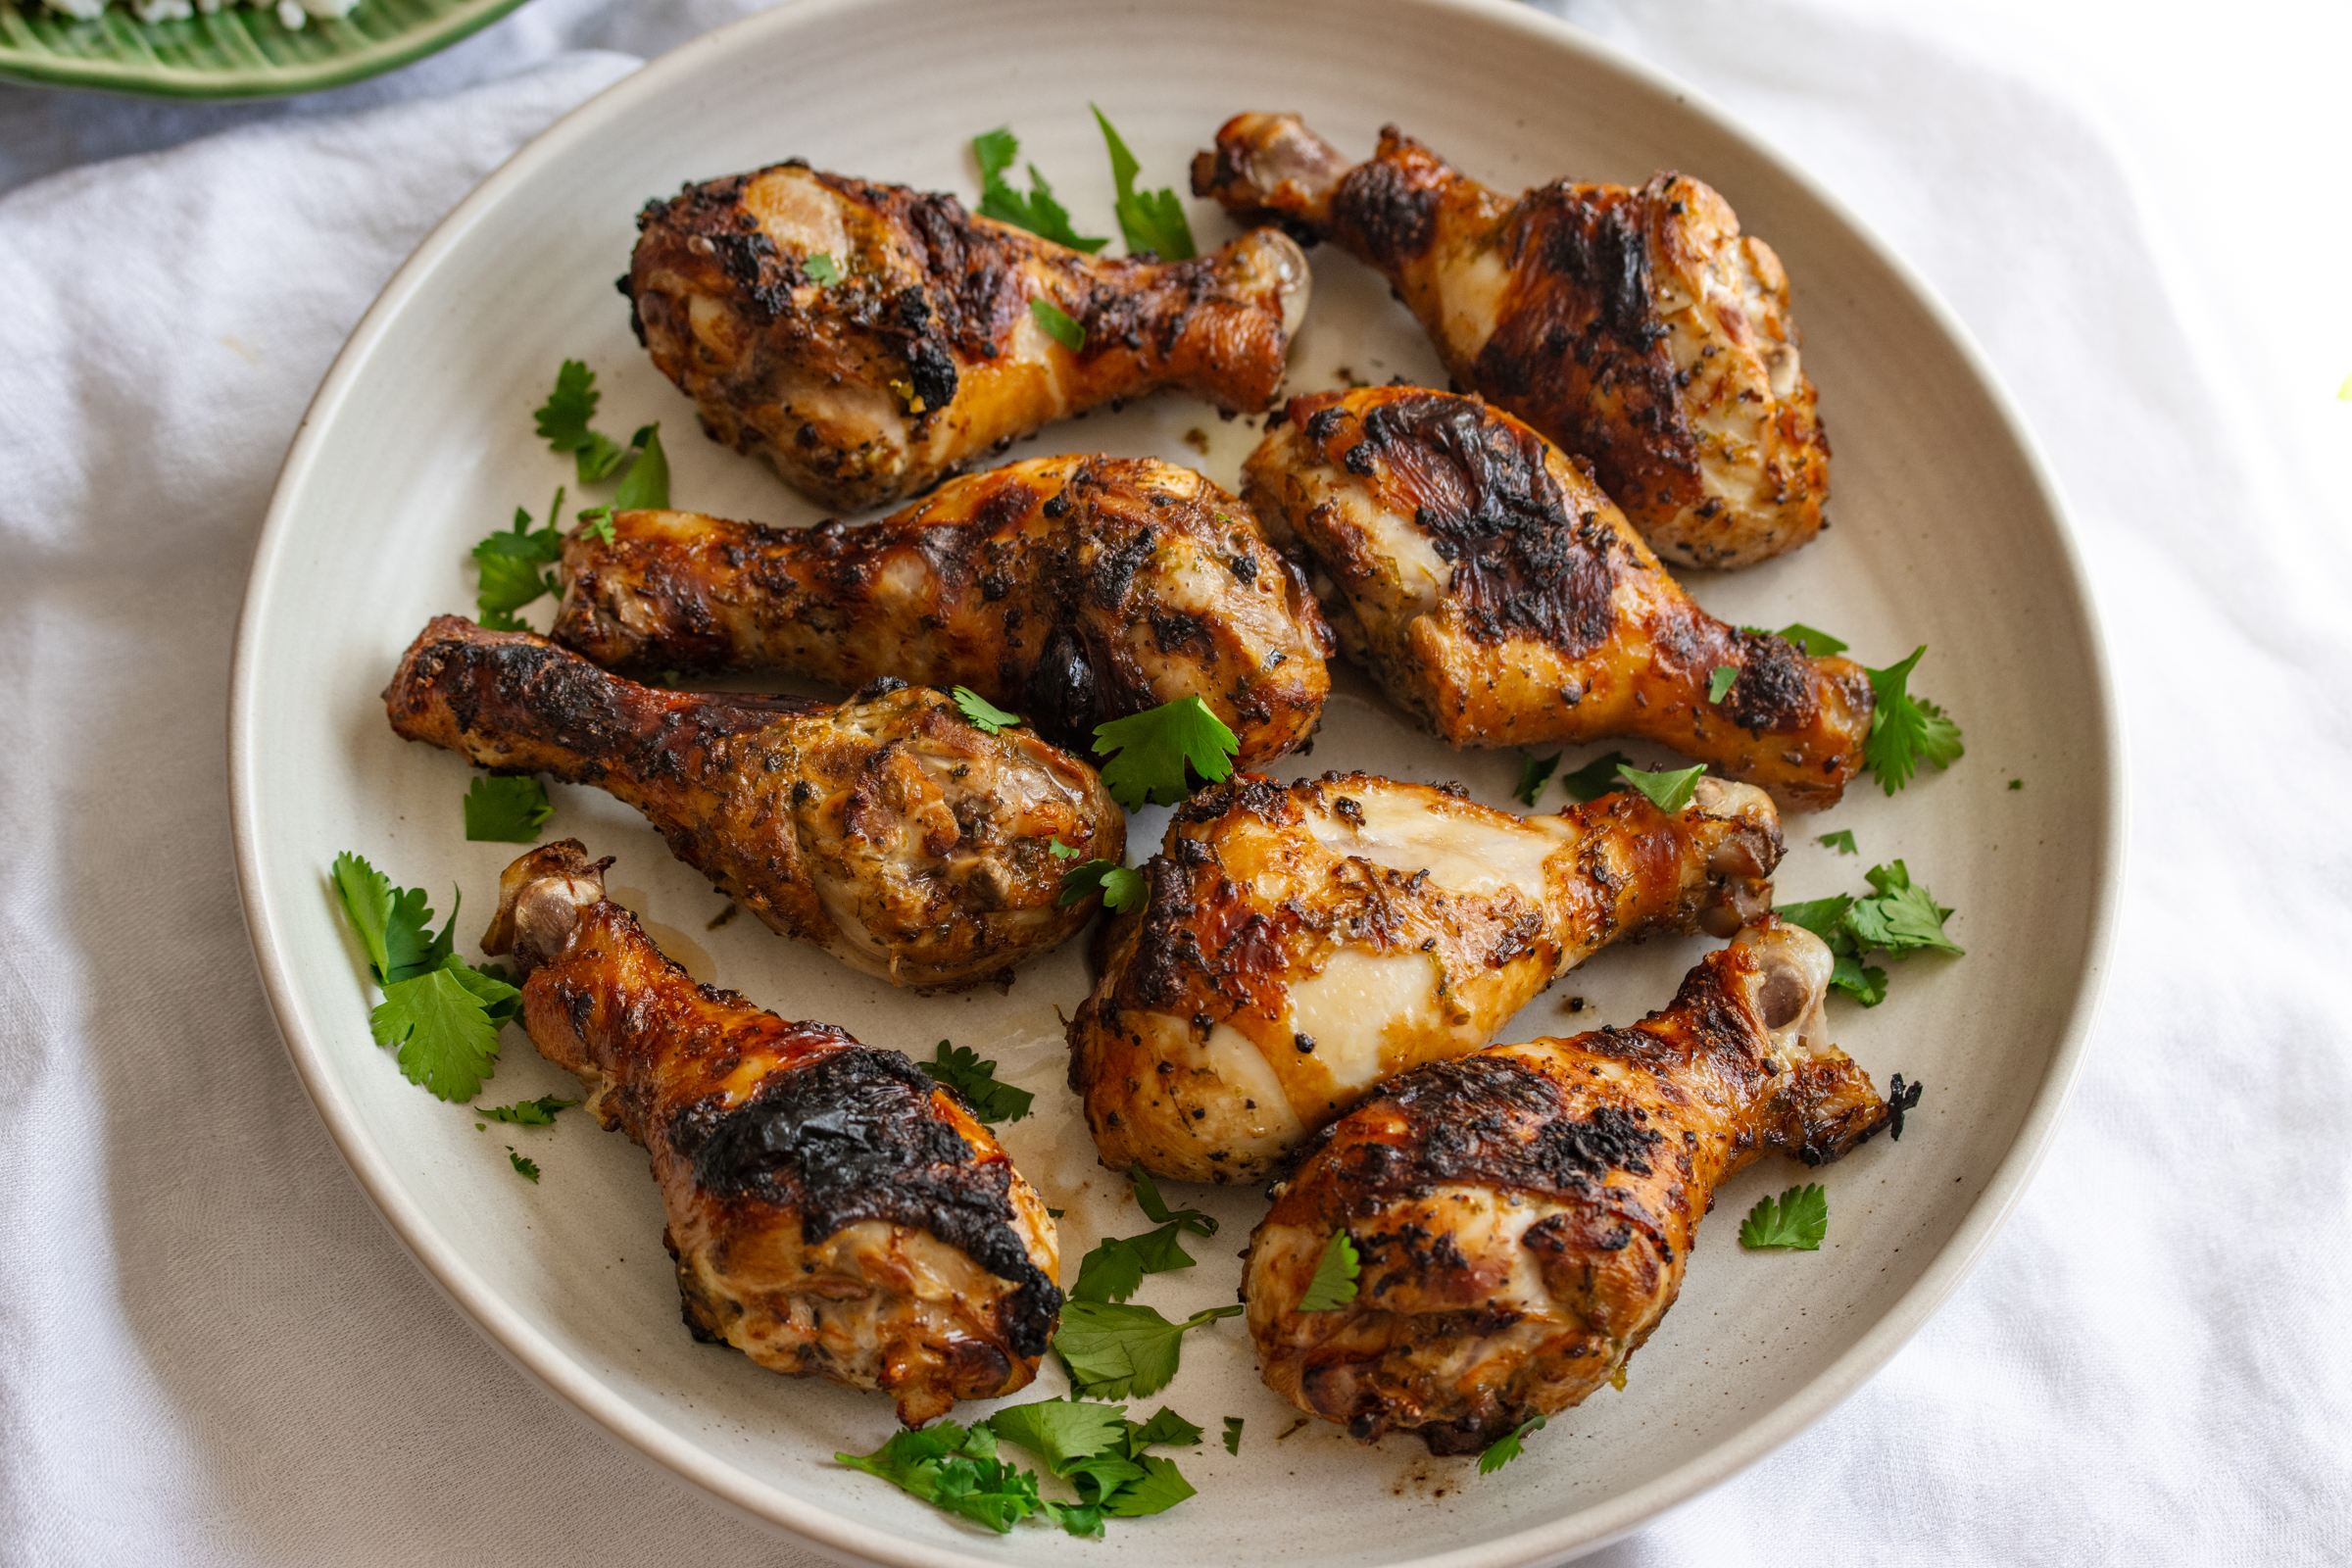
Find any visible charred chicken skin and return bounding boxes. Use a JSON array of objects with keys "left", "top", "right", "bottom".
[
  {"left": 1245, "top": 918, "right": 1890, "bottom": 1453},
  {"left": 385, "top": 617, "right": 1120, "bottom": 989},
  {"left": 1067, "top": 770, "right": 1782, "bottom": 1185},
  {"left": 483, "top": 841, "right": 1062, "bottom": 1426},
  {"left": 1245, "top": 387, "right": 1870, "bottom": 810},
  {"left": 551, "top": 457, "right": 1333, "bottom": 767},
  {"left": 1196, "top": 115, "right": 1828, "bottom": 568},
  {"left": 626, "top": 160, "right": 1310, "bottom": 512}
]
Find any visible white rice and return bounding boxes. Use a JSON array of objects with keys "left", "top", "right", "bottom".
[{"left": 34, "top": 0, "right": 360, "bottom": 27}]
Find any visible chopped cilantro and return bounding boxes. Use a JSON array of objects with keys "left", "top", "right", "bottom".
[
  {"left": 1058, "top": 858, "right": 1147, "bottom": 911},
  {"left": 533, "top": 360, "right": 627, "bottom": 483},
  {"left": 1514, "top": 752, "right": 1561, "bottom": 808},
  {"left": 478, "top": 1093, "right": 578, "bottom": 1126},
  {"left": 1774, "top": 621, "right": 1848, "bottom": 658},
  {"left": 1054, "top": 1300, "right": 1242, "bottom": 1400},
  {"left": 2009, "top": 778, "right": 2024, "bottom": 791},
  {"left": 974, "top": 127, "right": 1108, "bottom": 252},
  {"left": 976, "top": 1398, "right": 1206, "bottom": 1532},
  {"left": 1221, "top": 1416, "right": 1244, "bottom": 1455},
  {"left": 1297, "top": 1231, "right": 1360, "bottom": 1311},
  {"left": 1774, "top": 858, "right": 1960, "bottom": 1006},
  {"left": 1738, "top": 1183, "right": 1828, "bottom": 1250},
  {"left": 804, "top": 251, "right": 840, "bottom": 285},
  {"left": 1132, "top": 1166, "right": 1215, "bottom": 1235},
  {"left": 1478, "top": 1412, "right": 1546, "bottom": 1475},
  {"left": 1862, "top": 645, "right": 1963, "bottom": 794},
  {"left": 1707, "top": 664, "right": 1739, "bottom": 703},
  {"left": 1093, "top": 106, "right": 1197, "bottom": 260},
  {"left": 1031, "top": 297, "right": 1086, "bottom": 351},
  {"left": 331, "top": 854, "right": 522, "bottom": 1102},
  {"left": 1615, "top": 761, "right": 1707, "bottom": 814},
  {"left": 1049, "top": 838, "right": 1083, "bottom": 860},
  {"left": 611, "top": 422, "right": 668, "bottom": 510},
  {"left": 1092, "top": 696, "right": 1240, "bottom": 810},
  {"left": 952, "top": 686, "right": 1024, "bottom": 734},
  {"left": 471, "top": 492, "right": 564, "bottom": 631},
  {"left": 838, "top": 1420, "right": 1063, "bottom": 1535},
  {"left": 1818, "top": 829, "right": 1857, "bottom": 856},
  {"left": 463, "top": 774, "right": 553, "bottom": 843},
  {"left": 506, "top": 1146, "right": 541, "bottom": 1183},
  {"left": 1072, "top": 1168, "right": 1217, "bottom": 1302},
  {"left": 917, "top": 1040, "right": 1033, "bottom": 1124},
  {"left": 1125, "top": 1407, "right": 1204, "bottom": 1450},
  {"left": 1556, "top": 750, "right": 1634, "bottom": 804}
]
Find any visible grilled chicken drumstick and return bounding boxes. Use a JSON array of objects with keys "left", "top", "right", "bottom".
[
  {"left": 1245, "top": 388, "right": 1870, "bottom": 810},
  {"left": 552, "top": 456, "right": 1333, "bottom": 767},
  {"left": 1245, "top": 918, "right": 1891, "bottom": 1453},
  {"left": 1197, "top": 115, "right": 1827, "bottom": 568},
  {"left": 483, "top": 841, "right": 1062, "bottom": 1425},
  {"left": 1067, "top": 770, "right": 1781, "bottom": 1184},
  {"left": 627, "top": 160, "right": 1310, "bottom": 512},
  {"left": 385, "top": 617, "right": 1119, "bottom": 989}
]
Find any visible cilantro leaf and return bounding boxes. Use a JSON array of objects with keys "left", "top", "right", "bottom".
[
  {"left": 506, "top": 1146, "right": 541, "bottom": 1183},
  {"left": 1707, "top": 664, "right": 1739, "bottom": 703},
  {"left": 463, "top": 774, "right": 553, "bottom": 843},
  {"left": 1478, "top": 1412, "right": 1546, "bottom": 1476},
  {"left": 370, "top": 958, "right": 514, "bottom": 1102},
  {"left": 1131, "top": 1167, "right": 1215, "bottom": 1235},
  {"left": 952, "top": 686, "right": 1024, "bottom": 734},
  {"left": 1125, "top": 1407, "right": 1202, "bottom": 1451},
  {"left": 838, "top": 1420, "right": 1058, "bottom": 1535},
  {"left": 1614, "top": 761, "right": 1707, "bottom": 814},
  {"left": 533, "top": 360, "right": 626, "bottom": 482},
  {"left": 330, "top": 852, "right": 397, "bottom": 985},
  {"left": 918, "top": 1040, "right": 1033, "bottom": 1124},
  {"left": 478, "top": 1093, "right": 578, "bottom": 1126},
  {"left": 1829, "top": 951, "right": 1888, "bottom": 1007},
  {"left": 973, "top": 127, "right": 1109, "bottom": 253},
  {"left": 1515, "top": 752, "right": 1561, "bottom": 808},
  {"left": 1071, "top": 1169, "right": 1213, "bottom": 1302},
  {"left": 1093, "top": 106, "right": 1197, "bottom": 260},
  {"left": 1054, "top": 1300, "right": 1241, "bottom": 1400},
  {"left": 1058, "top": 858, "right": 1148, "bottom": 912},
  {"left": 1738, "top": 1183, "right": 1828, "bottom": 1250},
  {"left": 1031, "top": 297, "right": 1086, "bottom": 351},
  {"left": 1298, "top": 1231, "right": 1359, "bottom": 1311},
  {"left": 1862, "top": 645, "right": 1963, "bottom": 794},
  {"left": 611, "top": 423, "right": 669, "bottom": 511},
  {"left": 1101, "top": 1455, "right": 1195, "bottom": 1517},
  {"left": 472, "top": 494, "right": 565, "bottom": 630},
  {"left": 979, "top": 1400, "right": 1201, "bottom": 1527},
  {"left": 1774, "top": 621, "right": 1848, "bottom": 658},
  {"left": 986, "top": 1399, "right": 1131, "bottom": 1474},
  {"left": 1818, "top": 829, "right": 1858, "bottom": 856},
  {"left": 1092, "top": 696, "right": 1240, "bottom": 810},
  {"left": 804, "top": 251, "right": 840, "bottom": 285},
  {"left": 1222, "top": 1416, "right": 1244, "bottom": 1455},
  {"left": 1773, "top": 893, "right": 1852, "bottom": 944},
  {"left": 1556, "top": 750, "right": 1634, "bottom": 805},
  {"left": 1847, "top": 859, "right": 1964, "bottom": 956}
]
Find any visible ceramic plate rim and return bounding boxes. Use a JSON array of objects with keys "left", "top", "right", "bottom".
[{"left": 227, "top": 2, "right": 2127, "bottom": 1561}]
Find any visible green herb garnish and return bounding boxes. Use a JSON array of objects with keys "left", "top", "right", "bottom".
[
  {"left": 1774, "top": 858, "right": 1961, "bottom": 1007},
  {"left": 952, "top": 685, "right": 1024, "bottom": 734},
  {"left": 1818, "top": 829, "right": 1857, "bottom": 856},
  {"left": 1092, "top": 695, "right": 1240, "bottom": 810},
  {"left": 506, "top": 1146, "right": 541, "bottom": 1183},
  {"left": 462, "top": 774, "right": 553, "bottom": 843},
  {"left": 917, "top": 1040, "right": 1033, "bottom": 1124},
  {"left": 1861, "top": 645, "right": 1963, "bottom": 794},
  {"left": 1031, "top": 297, "right": 1086, "bottom": 351},
  {"left": 974, "top": 127, "right": 1108, "bottom": 252},
  {"left": 1614, "top": 761, "right": 1707, "bottom": 814},
  {"left": 1514, "top": 752, "right": 1561, "bottom": 808},
  {"left": 1707, "top": 664, "right": 1739, "bottom": 703},
  {"left": 1738, "top": 1183, "right": 1828, "bottom": 1250},
  {"left": 1054, "top": 1301, "right": 1243, "bottom": 1400},
  {"left": 1071, "top": 1168, "right": 1218, "bottom": 1303},
  {"left": 1773, "top": 621, "right": 1848, "bottom": 658},
  {"left": 1093, "top": 106, "right": 1197, "bottom": 260},
  {"left": 330, "top": 853, "right": 519, "bottom": 1102},
  {"left": 471, "top": 491, "right": 564, "bottom": 630},
  {"left": 1297, "top": 1231, "right": 1360, "bottom": 1311},
  {"left": 1478, "top": 1412, "right": 1546, "bottom": 1475},
  {"left": 1059, "top": 858, "right": 1147, "bottom": 911},
  {"left": 1221, "top": 1416, "right": 1244, "bottom": 1455},
  {"left": 478, "top": 1094, "right": 578, "bottom": 1126},
  {"left": 804, "top": 251, "right": 840, "bottom": 285},
  {"left": 533, "top": 360, "right": 625, "bottom": 482},
  {"left": 1556, "top": 750, "right": 1634, "bottom": 804}
]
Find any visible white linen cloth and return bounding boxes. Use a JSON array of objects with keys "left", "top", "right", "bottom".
[{"left": 1, "top": 1, "right": 2344, "bottom": 1561}]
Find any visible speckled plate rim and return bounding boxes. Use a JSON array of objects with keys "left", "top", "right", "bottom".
[
  {"left": 0, "top": 0, "right": 528, "bottom": 99},
  {"left": 227, "top": 1, "right": 2127, "bottom": 1562}
]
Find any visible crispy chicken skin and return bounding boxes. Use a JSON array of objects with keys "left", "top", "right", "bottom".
[
  {"left": 1245, "top": 388, "right": 1871, "bottom": 810},
  {"left": 1197, "top": 115, "right": 1829, "bottom": 568},
  {"left": 385, "top": 617, "right": 1120, "bottom": 989},
  {"left": 1245, "top": 919, "right": 1890, "bottom": 1453},
  {"left": 483, "top": 841, "right": 1061, "bottom": 1426},
  {"left": 626, "top": 160, "right": 1310, "bottom": 512},
  {"left": 1067, "top": 770, "right": 1782, "bottom": 1184},
  {"left": 550, "top": 457, "right": 1333, "bottom": 767}
]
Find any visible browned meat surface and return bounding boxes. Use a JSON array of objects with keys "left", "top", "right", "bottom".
[
  {"left": 1245, "top": 919, "right": 1890, "bottom": 1453},
  {"left": 627, "top": 160, "right": 1309, "bottom": 512},
  {"left": 1067, "top": 770, "right": 1782, "bottom": 1184},
  {"left": 384, "top": 617, "right": 1120, "bottom": 989},
  {"left": 1245, "top": 387, "right": 1871, "bottom": 810},
  {"left": 551, "top": 457, "right": 1332, "bottom": 767},
  {"left": 1198, "top": 115, "right": 1828, "bottom": 568},
  {"left": 484, "top": 842, "right": 1061, "bottom": 1426}
]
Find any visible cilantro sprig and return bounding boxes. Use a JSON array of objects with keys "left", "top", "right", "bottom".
[
  {"left": 1862, "top": 645, "right": 1964, "bottom": 794},
  {"left": 506, "top": 1147, "right": 541, "bottom": 1183},
  {"left": 1556, "top": 750, "right": 1633, "bottom": 805},
  {"left": 1613, "top": 761, "right": 1707, "bottom": 814},
  {"left": 1478, "top": 1412, "right": 1546, "bottom": 1475},
  {"left": 1058, "top": 858, "right": 1147, "bottom": 911},
  {"left": 463, "top": 774, "right": 553, "bottom": 843},
  {"left": 1221, "top": 1417, "right": 1244, "bottom": 1455},
  {"left": 330, "top": 853, "right": 519, "bottom": 1102},
  {"left": 1296, "top": 1231, "right": 1360, "bottom": 1311},
  {"left": 471, "top": 491, "right": 564, "bottom": 631},
  {"left": 1738, "top": 1183, "right": 1828, "bottom": 1250},
  {"left": 1818, "top": 829, "right": 1858, "bottom": 856},
  {"left": 574, "top": 420, "right": 670, "bottom": 544},
  {"left": 974, "top": 127, "right": 1108, "bottom": 252},
  {"left": 918, "top": 1040, "right": 1034, "bottom": 1124},
  {"left": 1070, "top": 1168, "right": 1218, "bottom": 1304},
  {"left": 1091, "top": 696, "right": 1240, "bottom": 810},
  {"left": 478, "top": 1094, "right": 578, "bottom": 1126},
  {"left": 952, "top": 686, "right": 1024, "bottom": 734},
  {"left": 1030, "top": 297, "right": 1086, "bottom": 351},
  {"left": 1054, "top": 1301, "right": 1243, "bottom": 1400},
  {"left": 1775, "top": 858, "right": 1962, "bottom": 1007},
  {"left": 1093, "top": 106, "right": 1197, "bottom": 260}
]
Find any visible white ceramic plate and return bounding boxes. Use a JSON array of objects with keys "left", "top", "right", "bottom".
[{"left": 228, "top": 1, "right": 2124, "bottom": 1562}]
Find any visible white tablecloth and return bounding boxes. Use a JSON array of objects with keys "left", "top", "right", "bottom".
[{"left": 3, "top": 1, "right": 2345, "bottom": 1561}]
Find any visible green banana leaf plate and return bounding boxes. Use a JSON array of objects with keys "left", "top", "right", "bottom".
[{"left": 0, "top": 0, "right": 529, "bottom": 98}]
